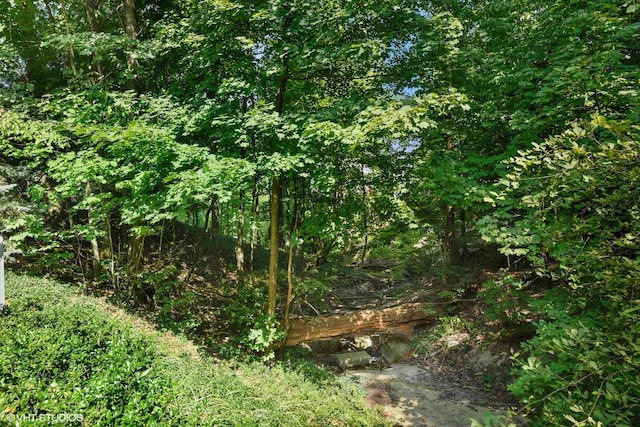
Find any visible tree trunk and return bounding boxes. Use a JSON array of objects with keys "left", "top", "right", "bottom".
[
  {"left": 459, "top": 209, "right": 467, "bottom": 261},
  {"left": 104, "top": 210, "right": 116, "bottom": 287},
  {"left": 361, "top": 163, "right": 368, "bottom": 267},
  {"left": 267, "top": 176, "right": 281, "bottom": 316},
  {"left": 285, "top": 302, "right": 439, "bottom": 346},
  {"left": 203, "top": 195, "right": 220, "bottom": 239},
  {"left": 250, "top": 176, "right": 259, "bottom": 270},
  {"left": 192, "top": 206, "right": 199, "bottom": 229},
  {"left": 441, "top": 205, "right": 460, "bottom": 265},
  {"left": 249, "top": 174, "right": 259, "bottom": 271},
  {"left": 278, "top": 177, "right": 286, "bottom": 248},
  {"left": 122, "top": 0, "right": 139, "bottom": 92},
  {"left": 283, "top": 194, "right": 300, "bottom": 334},
  {"left": 128, "top": 231, "right": 144, "bottom": 273},
  {"left": 85, "top": 183, "right": 100, "bottom": 278},
  {"left": 236, "top": 192, "right": 245, "bottom": 273},
  {"left": 267, "top": 46, "right": 289, "bottom": 315},
  {"left": 84, "top": 0, "right": 104, "bottom": 78},
  {"left": 284, "top": 233, "right": 294, "bottom": 333},
  {"left": 57, "top": 0, "right": 78, "bottom": 77}
]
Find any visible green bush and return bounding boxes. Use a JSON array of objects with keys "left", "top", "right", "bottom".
[
  {"left": 212, "top": 277, "right": 286, "bottom": 361},
  {"left": 0, "top": 272, "right": 389, "bottom": 426},
  {"left": 509, "top": 288, "right": 640, "bottom": 426},
  {"left": 0, "top": 274, "right": 174, "bottom": 426},
  {"left": 479, "top": 116, "right": 640, "bottom": 426}
]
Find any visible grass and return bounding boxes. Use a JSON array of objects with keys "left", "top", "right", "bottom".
[{"left": 0, "top": 271, "right": 389, "bottom": 426}]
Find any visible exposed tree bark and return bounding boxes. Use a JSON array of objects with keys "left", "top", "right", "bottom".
[
  {"left": 122, "top": 0, "right": 139, "bottom": 92},
  {"left": 285, "top": 302, "right": 439, "bottom": 346},
  {"left": 249, "top": 173, "right": 259, "bottom": 271},
  {"left": 459, "top": 208, "right": 467, "bottom": 260},
  {"left": 203, "top": 194, "right": 220, "bottom": 239},
  {"left": 236, "top": 101, "right": 248, "bottom": 273},
  {"left": 236, "top": 193, "right": 245, "bottom": 273},
  {"left": 103, "top": 209, "right": 116, "bottom": 287},
  {"left": 83, "top": 0, "right": 104, "bottom": 78},
  {"left": 267, "top": 176, "right": 281, "bottom": 316},
  {"left": 51, "top": 0, "right": 78, "bottom": 77},
  {"left": 278, "top": 176, "right": 286, "bottom": 248},
  {"left": 361, "top": 163, "right": 368, "bottom": 267},
  {"left": 283, "top": 193, "right": 300, "bottom": 334},
  {"left": 128, "top": 230, "right": 144, "bottom": 273},
  {"left": 267, "top": 44, "right": 289, "bottom": 315},
  {"left": 191, "top": 205, "right": 199, "bottom": 229},
  {"left": 441, "top": 205, "right": 461, "bottom": 265},
  {"left": 85, "top": 183, "right": 100, "bottom": 278},
  {"left": 284, "top": 233, "right": 295, "bottom": 332}
]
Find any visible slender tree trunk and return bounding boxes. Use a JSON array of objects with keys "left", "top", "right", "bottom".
[
  {"left": 191, "top": 206, "right": 199, "bottom": 229},
  {"left": 236, "top": 193, "right": 245, "bottom": 273},
  {"left": 278, "top": 178, "right": 286, "bottom": 248},
  {"left": 203, "top": 195, "right": 220, "bottom": 240},
  {"left": 104, "top": 210, "right": 116, "bottom": 286},
  {"left": 442, "top": 205, "right": 460, "bottom": 265},
  {"left": 122, "top": 0, "right": 139, "bottom": 92},
  {"left": 236, "top": 101, "right": 248, "bottom": 273},
  {"left": 361, "top": 163, "right": 368, "bottom": 267},
  {"left": 128, "top": 230, "right": 144, "bottom": 273},
  {"left": 158, "top": 220, "right": 165, "bottom": 258},
  {"left": 441, "top": 133, "right": 460, "bottom": 265},
  {"left": 284, "top": 193, "right": 300, "bottom": 334},
  {"left": 57, "top": 0, "right": 78, "bottom": 77},
  {"left": 459, "top": 209, "right": 467, "bottom": 261},
  {"left": 267, "top": 46, "right": 289, "bottom": 315},
  {"left": 268, "top": 176, "right": 281, "bottom": 316},
  {"left": 84, "top": 0, "right": 104, "bottom": 78},
  {"left": 222, "top": 203, "right": 228, "bottom": 236},
  {"left": 85, "top": 183, "right": 101, "bottom": 278},
  {"left": 284, "top": 236, "right": 294, "bottom": 332},
  {"left": 249, "top": 174, "right": 259, "bottom": 271}
]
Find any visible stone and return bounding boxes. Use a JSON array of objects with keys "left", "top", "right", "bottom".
[
  {"left": 380, "top": 340, "right": 412, "bottom": 365},
  {"left": 354, "top": 335, "right": 373, "bottom": 349},
  {"left": 335, "top": 351, "right": 372, "bottom": 369}
]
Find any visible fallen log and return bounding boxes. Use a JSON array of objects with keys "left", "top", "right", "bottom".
[{"left": 284, "top": 302, "right": 440, "bottom": 346}]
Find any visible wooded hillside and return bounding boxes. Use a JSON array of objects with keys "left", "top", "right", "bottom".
[{"left": 1, "top": 1, "right": 638, "bottom": 425}]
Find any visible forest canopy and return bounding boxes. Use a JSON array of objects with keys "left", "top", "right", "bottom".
[{"left": 1, "top": 0, "right": 639, "bottom": 425}]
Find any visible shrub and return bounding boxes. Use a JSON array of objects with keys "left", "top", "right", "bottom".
[
  {"left": 0, "top": 274, "right": 174, "bottom": 426},
  {"left": 1, "top": 272, "right": 390, "bottom": 426},
  {"left": 479, "top": 116, "right": 640, "bottom": 425}
]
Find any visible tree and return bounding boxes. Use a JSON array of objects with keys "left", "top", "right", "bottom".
[{"left": 170, "top": 0, "right": 448, "bottom": 320}]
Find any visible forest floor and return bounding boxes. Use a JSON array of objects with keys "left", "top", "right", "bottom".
[
  {"left": 302, "top": 275, "right": 524, "bottom": 426},
  {"left": 153, "top": 235, "right": 527, "bottom": 426},
  {"left": 343, "top": 318, "right": 523, "bottom": 426},
  {"left": 86, "top": 232, "right": 526, "bottom": 426}
]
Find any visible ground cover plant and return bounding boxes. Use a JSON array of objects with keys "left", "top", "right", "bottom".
[{"left": 0, "top": 272, "right": 389, "bottom": 426}]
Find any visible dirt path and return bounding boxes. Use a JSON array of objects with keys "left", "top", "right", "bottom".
[{"left": 349, "top": 363, "right": 505, "bottom": 427}]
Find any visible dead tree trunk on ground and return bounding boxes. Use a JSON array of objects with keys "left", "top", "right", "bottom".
[{"left": 284, "top": 302, "right": 440, "bottom": 346}]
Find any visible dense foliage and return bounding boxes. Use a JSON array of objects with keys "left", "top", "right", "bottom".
[
  {"left": 1, "top": 0, "right": 639, "bottom": 425},
  {"left": 480, "top": 116, "right": 640, "bottom": 426}
]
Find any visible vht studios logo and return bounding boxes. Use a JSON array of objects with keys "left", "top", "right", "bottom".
[{"left": 2, "top": 413, "right": 84, "bottom": 424}]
